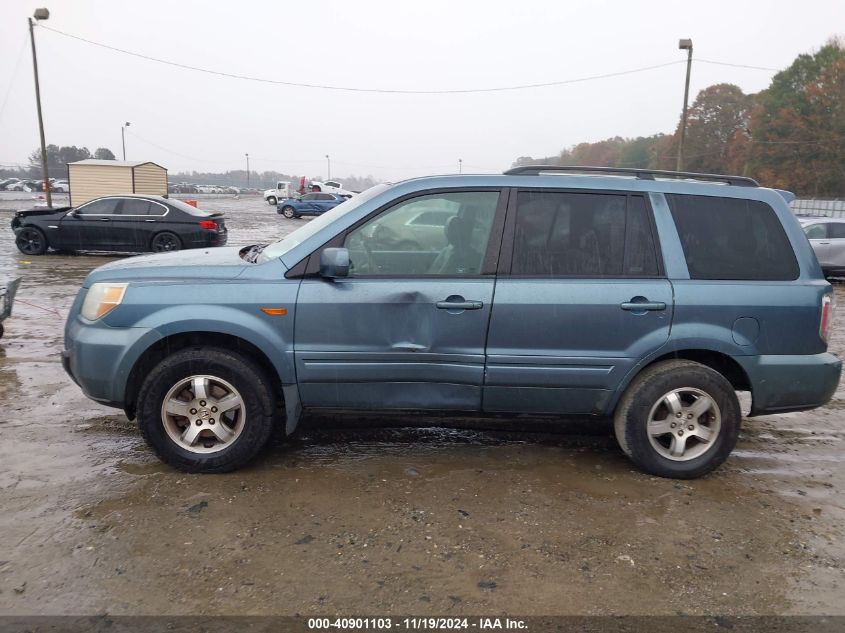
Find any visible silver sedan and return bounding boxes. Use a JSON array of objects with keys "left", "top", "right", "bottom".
[{"left": 799, "top": 216, "right": 845, "bottom": 277}]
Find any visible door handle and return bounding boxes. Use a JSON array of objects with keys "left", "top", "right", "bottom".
[
  {"left": 436, "top": 298, "right": 483, "bottom": 310},
  {"left": 99, "top": 217, "right": 111, "bottom": 222},
  {"left": 621, "top": 300, "right": 666, "bottom": 311},
  {"left": 145, "top": 219, "right": 156, "bottom": 223}
]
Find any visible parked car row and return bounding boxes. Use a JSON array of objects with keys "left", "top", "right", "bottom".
[
  {"left": 168, "top": 182, "right": 263, "bottom": 195},
  {"left": 1, "top": 177, "right": 70, "bottom": 192}
]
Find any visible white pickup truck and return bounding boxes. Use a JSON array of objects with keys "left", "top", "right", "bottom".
[
  {"left": 264, "top": 182, "right": 293, "bottom": 205},
  {"left": 310, "top": 180, "right": 356, "bottom": 198}
]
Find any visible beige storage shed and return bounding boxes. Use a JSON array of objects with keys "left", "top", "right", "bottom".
[{"left": 67, "top": 159, "right": 168, "bottom": 206}]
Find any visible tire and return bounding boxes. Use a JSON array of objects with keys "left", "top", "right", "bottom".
[
  {"left": 0, "top": 323, "right": 4, "bottom": 339},
  {"left": 150, "top": 231, "right": 182, "bottom": 253},
  {"left": 281, "top": 206, "right": 297, "bottom": 219},
  {"left": 15, "top": 226, "right": 48, "bottom": 255},
  {"left": 136, "top": 347, "right": 279, "bottom": 473},
  {"left": 613, "top": 360, "right": 740, "bottom": 479},
  {"left": 267, "top": 196, "right": 277, "bottom": 206}
]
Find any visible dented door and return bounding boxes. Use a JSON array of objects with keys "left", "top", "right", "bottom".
[
  {"left": 294, "top": 279, "right": 495, "bottom": 410},
  {"left": 293, "top": 189, "right": 505, "bottom": 411}
]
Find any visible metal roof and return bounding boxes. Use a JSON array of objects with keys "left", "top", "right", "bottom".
[{"left": 68, "top": 159, "right": 166, "bottom": 169}]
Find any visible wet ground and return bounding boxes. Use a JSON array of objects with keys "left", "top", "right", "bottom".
[{"left": 0, "top": 191, "right": 843, "bottom": 616}]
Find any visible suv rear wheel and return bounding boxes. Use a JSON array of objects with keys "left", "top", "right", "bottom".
[
  {"left": 137, "top": 347, "right": 278, "bottom": 472},
  {"left": 613, "top": 360, "right": 740, "bottom": 479}
]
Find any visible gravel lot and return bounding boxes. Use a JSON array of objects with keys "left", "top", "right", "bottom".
[{"left": 0, "top": 191, "right": 843, "bottom": 616}]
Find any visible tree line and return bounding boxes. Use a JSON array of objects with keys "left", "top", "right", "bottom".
[{"left": 514, "top": 40, "right": 845, "bottom": 198}]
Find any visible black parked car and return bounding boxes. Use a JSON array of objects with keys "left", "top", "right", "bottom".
[{"left": 11, "top": 195, "right": 228, "bottom": 256}]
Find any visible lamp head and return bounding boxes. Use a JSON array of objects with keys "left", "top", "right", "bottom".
[
  {"left": 679, "top": 38, "right": 693, "bottom": 50},
  {"left": 33, "top": 8, "right": 50, "bottom": 20}
]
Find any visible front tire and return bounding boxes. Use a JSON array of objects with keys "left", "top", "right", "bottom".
[
  {"left": 137, "top": 347, "right": 278, "bottom": 473},
  {"left": 613, "top": 360, "right": 740, "bottom": 479},
  {"left": 267, "top": 196, "right": 277, "bottom": 206},
  {"left": 15, "top": 227, "right": 48, "bottom": 255},
  {"left": 281, "top": 205, "right": 297, "bottom": 219}
]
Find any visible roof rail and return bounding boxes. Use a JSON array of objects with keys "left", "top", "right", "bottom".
[{"left": 503, "top": 165, "right": 759, "bottom": 187}]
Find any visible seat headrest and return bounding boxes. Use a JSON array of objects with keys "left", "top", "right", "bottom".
[{"left": 445, "top": 216, "right": 473, "bottom": 246}]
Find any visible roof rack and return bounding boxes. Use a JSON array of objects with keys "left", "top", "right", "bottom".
[{"left": 503, "top": 165, "right": 759, "bottom": 187}]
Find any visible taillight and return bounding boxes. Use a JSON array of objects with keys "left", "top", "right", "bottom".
[
  {"left": 198, "top": 220, "right": 218, "bottom": 230},
  {"left": 820, "top": 293, "right": 835, "bottom": 343}
]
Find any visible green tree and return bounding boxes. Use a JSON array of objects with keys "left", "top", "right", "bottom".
[
  {"left": 94, "top": 147, "right": 116, "bottom": 160},
  {"left": 28, "top": 145, "right": 92, "bottom": 177}
]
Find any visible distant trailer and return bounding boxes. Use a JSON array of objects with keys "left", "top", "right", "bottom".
[{"left": 67, "top": 159, "right": 168, "bottom": 206}]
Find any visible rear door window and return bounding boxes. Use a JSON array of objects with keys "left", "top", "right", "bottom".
[
  {"left": 117, "top": 199, "right": 152, "bottom": 215},
  {"left": 666, "top": 195, "right": 799, "bottom": 280},
  {"left": 803, "top": 223, "right": 828, "bottom": 239},
  {"left": 828, "top": 224, "right": 845, "bottom": 239},
  {"left": 510, "top": 191, "right": 659, "bottom": 277}
]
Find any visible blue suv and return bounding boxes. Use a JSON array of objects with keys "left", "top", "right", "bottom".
[{"left": 62, "top": 167, "right": 842, "bottom": 478}]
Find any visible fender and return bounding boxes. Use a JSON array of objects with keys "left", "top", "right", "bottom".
[{"left": 603, "top": 329, "right": 752, "bottom": 416}]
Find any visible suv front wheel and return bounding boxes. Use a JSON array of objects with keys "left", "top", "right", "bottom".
[
  {"left": 137, "top": 347, "right": 278, "bottom": 472},
  {"left": 614, "top": 360, "right": 740, "bottom": 479}
]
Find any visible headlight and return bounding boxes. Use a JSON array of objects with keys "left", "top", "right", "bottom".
[{"left": 80, "top": 283, "right": 128, "bottom": 320}]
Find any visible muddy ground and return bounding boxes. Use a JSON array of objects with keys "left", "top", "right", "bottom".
[{"left": 0, "top": 191, "right": 843, "bottom": 617}]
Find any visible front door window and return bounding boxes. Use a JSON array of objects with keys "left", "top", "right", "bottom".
[{"left": 343, "top": 191, "right": 499, "bottom": 276}]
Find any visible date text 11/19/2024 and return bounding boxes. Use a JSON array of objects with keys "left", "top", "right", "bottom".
[{"left": 307, "top": 617, "right": 528, "bottom": 630}]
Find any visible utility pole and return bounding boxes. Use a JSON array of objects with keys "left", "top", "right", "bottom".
[
  {"left": 676, "top": 38, "right": 693, "bottom": 172},
  {"left": 29, "top": 8, "right": 51, "bottom": 207},
  {"left": 325, "top": 154, "right": 331, "bottom": 180},
  {"left": 121, "top": 122, "right": 131, "bottom": 160},
  {"left": 245, "top": 153, "right": 250, "bottom": 188},
  {"left": 458, "top": 158, "right": 462, "bottom": 174}
]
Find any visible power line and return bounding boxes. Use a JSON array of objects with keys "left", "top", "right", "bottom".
[
  {"left": 697, "top": 59, "right": 779, "bottom": 72},
  {"left": 0, "top": 36, "right": 28, "bottom": 125},
  {"left": 38, "top": 24, "right": 695, "bottom": 94},
  {"left": 125, "top": 130, "right": 232, "bottom": 164}
]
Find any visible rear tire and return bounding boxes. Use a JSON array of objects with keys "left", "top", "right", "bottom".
[
  {"left": 137, "top": 347, "right": 278, "bottom": 473},
  {"left": 150, "top": 231, "right": 182, "bottom": 253},
  {"left": 15, "top": 227, "right": 48, "bottom": 255},
  {"left": 613, "top": 360, "right": 740, "bottom": 479}
]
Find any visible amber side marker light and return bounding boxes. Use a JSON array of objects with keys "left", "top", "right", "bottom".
[{"left": 260, "top": 307, "right": 288, "bottom": 316}]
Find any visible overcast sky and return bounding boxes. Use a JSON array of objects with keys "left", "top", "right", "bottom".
[{"left": 0, "top": 0, "right": 842, "bottom": 182}]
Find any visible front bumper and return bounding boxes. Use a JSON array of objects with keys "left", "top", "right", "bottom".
[
  {"left": 63, "top": 316, "right": 161, "bottom": 409},
  {"left": 737, "top": 352, "right": 843, "bottom": 415}
]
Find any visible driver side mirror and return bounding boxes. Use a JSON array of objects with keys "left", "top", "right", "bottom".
[{"left": 320, "top": 247, "right": 350, "bottom": 279}]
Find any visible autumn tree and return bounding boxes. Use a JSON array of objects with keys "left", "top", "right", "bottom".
[
  {"left": 677, "top": 84, "right": 753, "bottom": 174},
  {"left": 747, "top": 40, "right": 845, "bottom": 196}
]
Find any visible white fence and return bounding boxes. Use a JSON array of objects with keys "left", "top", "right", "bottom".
[{"left": 791, "top": 199, "right": 845, "bottom": 217}]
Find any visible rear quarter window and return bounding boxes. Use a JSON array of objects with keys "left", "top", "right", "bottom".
[{"left": 666, "top": 194, "right": 799, "bottom": 281}]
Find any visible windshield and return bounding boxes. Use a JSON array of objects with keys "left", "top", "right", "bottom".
[{"left": 259, "top": 183, "right": 391, "bottom": 262}]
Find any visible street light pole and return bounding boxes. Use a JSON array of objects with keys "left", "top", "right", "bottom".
[
  {"left": 458, "top": 158, "right": 462, "bottom": 174},
  {"left": 676, "top": 38, "right": 693, "bottom": 172},
  {"left": 245, "top": 153, "right": 250, "bottom": 188},
  {"left": 28, "top": 8, "right": 51, "bottom": 207},
  {"left": 121, "top": 122, "right": 131, "bottom": 160},
  {"left": 325, "top": 154, "right": 331, "bottom": 180}
]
